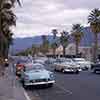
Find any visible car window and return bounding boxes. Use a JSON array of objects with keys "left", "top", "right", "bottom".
[{"left": 25, "top": 64, "right": 44, "bottom": 71}]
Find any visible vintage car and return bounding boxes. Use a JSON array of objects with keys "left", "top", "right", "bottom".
[
  {"left": 45, "top": 58, "right": 56, "bottom": 65},
  {"left": 91, "top": 63, "right": 100, "bottom": 73},
  {"left": 54, "top": 58, "right": 81, "bottom": 73},
  {"left": 73, "top": 58, "right": 91, "bottom": 70},
  {"left": 15, "top": 59, "right": 28, "bottom": 77},
  {"left": 20, "top": 63, "right": 55, "bottom": 88},
  {"left": 33, "top": 59, "right": 46, "bottom": 66}
]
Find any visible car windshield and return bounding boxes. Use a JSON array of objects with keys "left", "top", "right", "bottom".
[
  {"left": 25, "top": 64, "right": 44, "bottom": 71},
  {"left": 56, "top": 58, "right": 66, "bottom": 63}
]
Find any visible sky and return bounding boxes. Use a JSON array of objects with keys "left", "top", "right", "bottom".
[{"left": 13, "top": 0, "right": 100, "bottom": 38}]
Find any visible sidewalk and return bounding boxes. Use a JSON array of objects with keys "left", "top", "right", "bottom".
[{"left": 0, "top": 64, "right": 30, "bottom": 100}]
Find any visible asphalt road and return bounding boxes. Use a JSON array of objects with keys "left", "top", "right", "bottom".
[{"left": 25, "top": 64, "right": 100, "bottom": 100}]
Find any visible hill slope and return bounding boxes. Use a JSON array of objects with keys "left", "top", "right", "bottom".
[{"left": 10, "top": 27, "right": 100, "bottom": 54}]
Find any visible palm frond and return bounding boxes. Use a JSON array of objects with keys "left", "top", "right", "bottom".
[{"left": 16, "top": 0, "right": 21, "bottom": 6}]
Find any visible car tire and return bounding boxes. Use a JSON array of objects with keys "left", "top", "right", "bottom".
[
  {"left": 48, "top": 83, "right": 53, "bottom": 87},
  {"left": 93, "top": 69, "right": 97, "bottom": 73},
  {"left": 75, "top": 70, "right": 79, "bottom": 74},
  {"left": 61, "top": 69, "right": 65, "bottom": 73},
  {"left": 54, "top": 68, "right": 57, "bottom": 71},
  {"left": 22, "top": 80, "right": 27, "bottom": 89}
]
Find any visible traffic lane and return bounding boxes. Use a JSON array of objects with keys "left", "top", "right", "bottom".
[
  {"left": 26, "top": 83, "right": 75, "bottom": 100},
  {"left": 26, "top": 71, "right": 100, "bottom": 100},
  {"left": 55, "top": 71, "right": 100, "bottom": 100}
]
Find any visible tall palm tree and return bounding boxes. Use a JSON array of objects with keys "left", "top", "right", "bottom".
[
  {"left": 60, "top": 31, "right": 69, "bottom": 56},
  {"left": 71, "top": 24, "right": 83, "bottom": 56},
  {"left": 4, "top": 30, "right": 13, "bottom": 58},
  {"left": 88, "top": 8, "right": 100, "bottom": 63},
  {"left": 0, "top": 0, "right": 21, "bottom": 58},
  {"left": 0, "top": 0, "right": 21, "bottom": 75},
  {"left": 41, "top": 35, "right": 49, "bottom": 54},
  {"left": 51, "top": 29, "right": 58, "bottom": 56}
]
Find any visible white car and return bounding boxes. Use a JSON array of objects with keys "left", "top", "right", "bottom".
[
  {"left": 73, "top": 58, "right": 91, "bottom": 70},
  {"left": 54, "top": 58, "right": 81, "bottom": 73},
  {"left": 45, "top": 58, "right": 56, "bottom": 64},
  {"left": 34, "top": 59, "right": 45, "bottom": 65}
]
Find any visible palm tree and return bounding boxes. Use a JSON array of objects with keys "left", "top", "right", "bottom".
[
  {"left": 71, "top": 24, "right": 83, "bottom": 56},
  {"left": 4, "top": 30, "right": 13, "bottom": 58},
  {"left": 88, "top": 8, "right": 100, "bottom": 63},
  {"left": 0, "top": 0, "right": 21, "bottom": 58},
  {"left": 0, "top": 0, "right": 21, "bottom": 75},
  {"left": 51, "top": 29, "right": 58, "bottom": 56},
  {"left": 60, "top": 31, "right": 69, "bottom": 56},
  {"left": 41, "top": 35, "right": 49, "bottom": 55}
]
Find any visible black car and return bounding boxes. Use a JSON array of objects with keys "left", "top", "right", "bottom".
[{"left": 91, "top": 63, "right": 100, "bottom": 73}]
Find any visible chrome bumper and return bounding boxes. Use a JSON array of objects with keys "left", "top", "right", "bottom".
[{"left": 25, "top": 80, "right": 55, "bottom": 86}]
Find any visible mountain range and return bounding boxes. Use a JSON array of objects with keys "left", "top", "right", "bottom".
[{"left": 10, "top": 27, "right": 100, "bottom": 54}]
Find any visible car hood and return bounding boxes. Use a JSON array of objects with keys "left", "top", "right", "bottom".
[
  {"left": 25, "top": 70, "right": 51, "bottom": 80},
  {"left": 76, "top": 61, "right": 90, "bottom": 64},
  {"left": 61, "top": 62, "right": 76, "bottom": 66}
]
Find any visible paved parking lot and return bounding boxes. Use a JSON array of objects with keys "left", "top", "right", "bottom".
[{"left": 25, "top": 64, "right": 100, "bottom": 100}]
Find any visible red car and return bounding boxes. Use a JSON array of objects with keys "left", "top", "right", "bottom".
[{"left": 16, "top": 61, "right": 26, "bottom": 77}]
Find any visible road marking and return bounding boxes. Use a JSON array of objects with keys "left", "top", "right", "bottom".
[
  {"left": 23, "top": 89, "right": 31, "bottom": 100},
  {"left": 56, "top": 84, "right": 72, "bottom": 95}
]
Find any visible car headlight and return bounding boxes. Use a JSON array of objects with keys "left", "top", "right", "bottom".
[
  {"left": 50, "top": 73, "right": 54, "bottom": 79},
  {"left": 24, "top": 75, "right": 29, "bottom": 80}
]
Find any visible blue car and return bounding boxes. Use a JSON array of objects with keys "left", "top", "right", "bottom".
[{"left": 20, "top": 63, "right": 55, "bottom": 88}]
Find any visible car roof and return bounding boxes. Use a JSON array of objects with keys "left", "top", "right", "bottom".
[
  {"left": 73, "top": 58, "right": 85, "bottom": 60},
  {"left": 25, "top": 63, "right": 44, "bottom": 67}
]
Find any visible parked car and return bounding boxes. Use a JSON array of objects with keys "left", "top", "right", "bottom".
[
  {"left": 15, "top": 59, "right": 28, "bottom": 77},
  {"left": 54, "top": 58, "right": 81, "bottom": 73},
  {"left": 20, "top": 63, "right": 55, "bottom": 88},
  {"left": 45, "top": 58, "right": 56, "bottom": 64},
  {"left": 91, "top": 63, "right": 100, "bottom": 73},
  {"left": 73, "top": 58, "right": 91, "bottom": 70},
  {"left": 34, "top": 59, "right": 45, "bottom": 65}
]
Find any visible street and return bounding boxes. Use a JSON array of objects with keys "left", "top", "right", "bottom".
[{"left": 24, "top": 65, "right": 100, "bottom": 100}]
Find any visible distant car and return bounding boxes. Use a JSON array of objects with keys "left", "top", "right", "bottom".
[
  {"left": 73, "top": 58, "right": 91, "bottom": 70},
  {"left": 34, "top": 59, "right": 45, "bottom": 65},
  {"left": 91, "top": 63, "right": 100, "bottom": 73},
  {"left": 20, "top": 63, "right": 55, "bottom": 88},
  {"left": 45, "top": 58, "right": 56, "bottom": 64},
  {"left": 54, "top": 58, "right": 81, "bottom": 73}
]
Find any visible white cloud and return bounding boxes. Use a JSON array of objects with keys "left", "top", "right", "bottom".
[{"left": 12, "top": 0, "right": 100, "bottom": 38}]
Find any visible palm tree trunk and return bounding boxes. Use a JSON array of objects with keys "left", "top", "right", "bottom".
[
  {"left": 63, "top": 46, "right": 66, "bottom": 57},
  {"left": 93, "top": 33, "right": 98, "bottom": 63},
  {"left": 53, "top": 48, "right": 56, "bottom": 57},
  {"left": 76, "top": 41, "right": 79, "bottom": 56},
  {"left": 4, "top": 42, "right": 9, "bottom": 58},
  {"left": 0, "top": 0, "right": 3, "bottom": 58}
]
